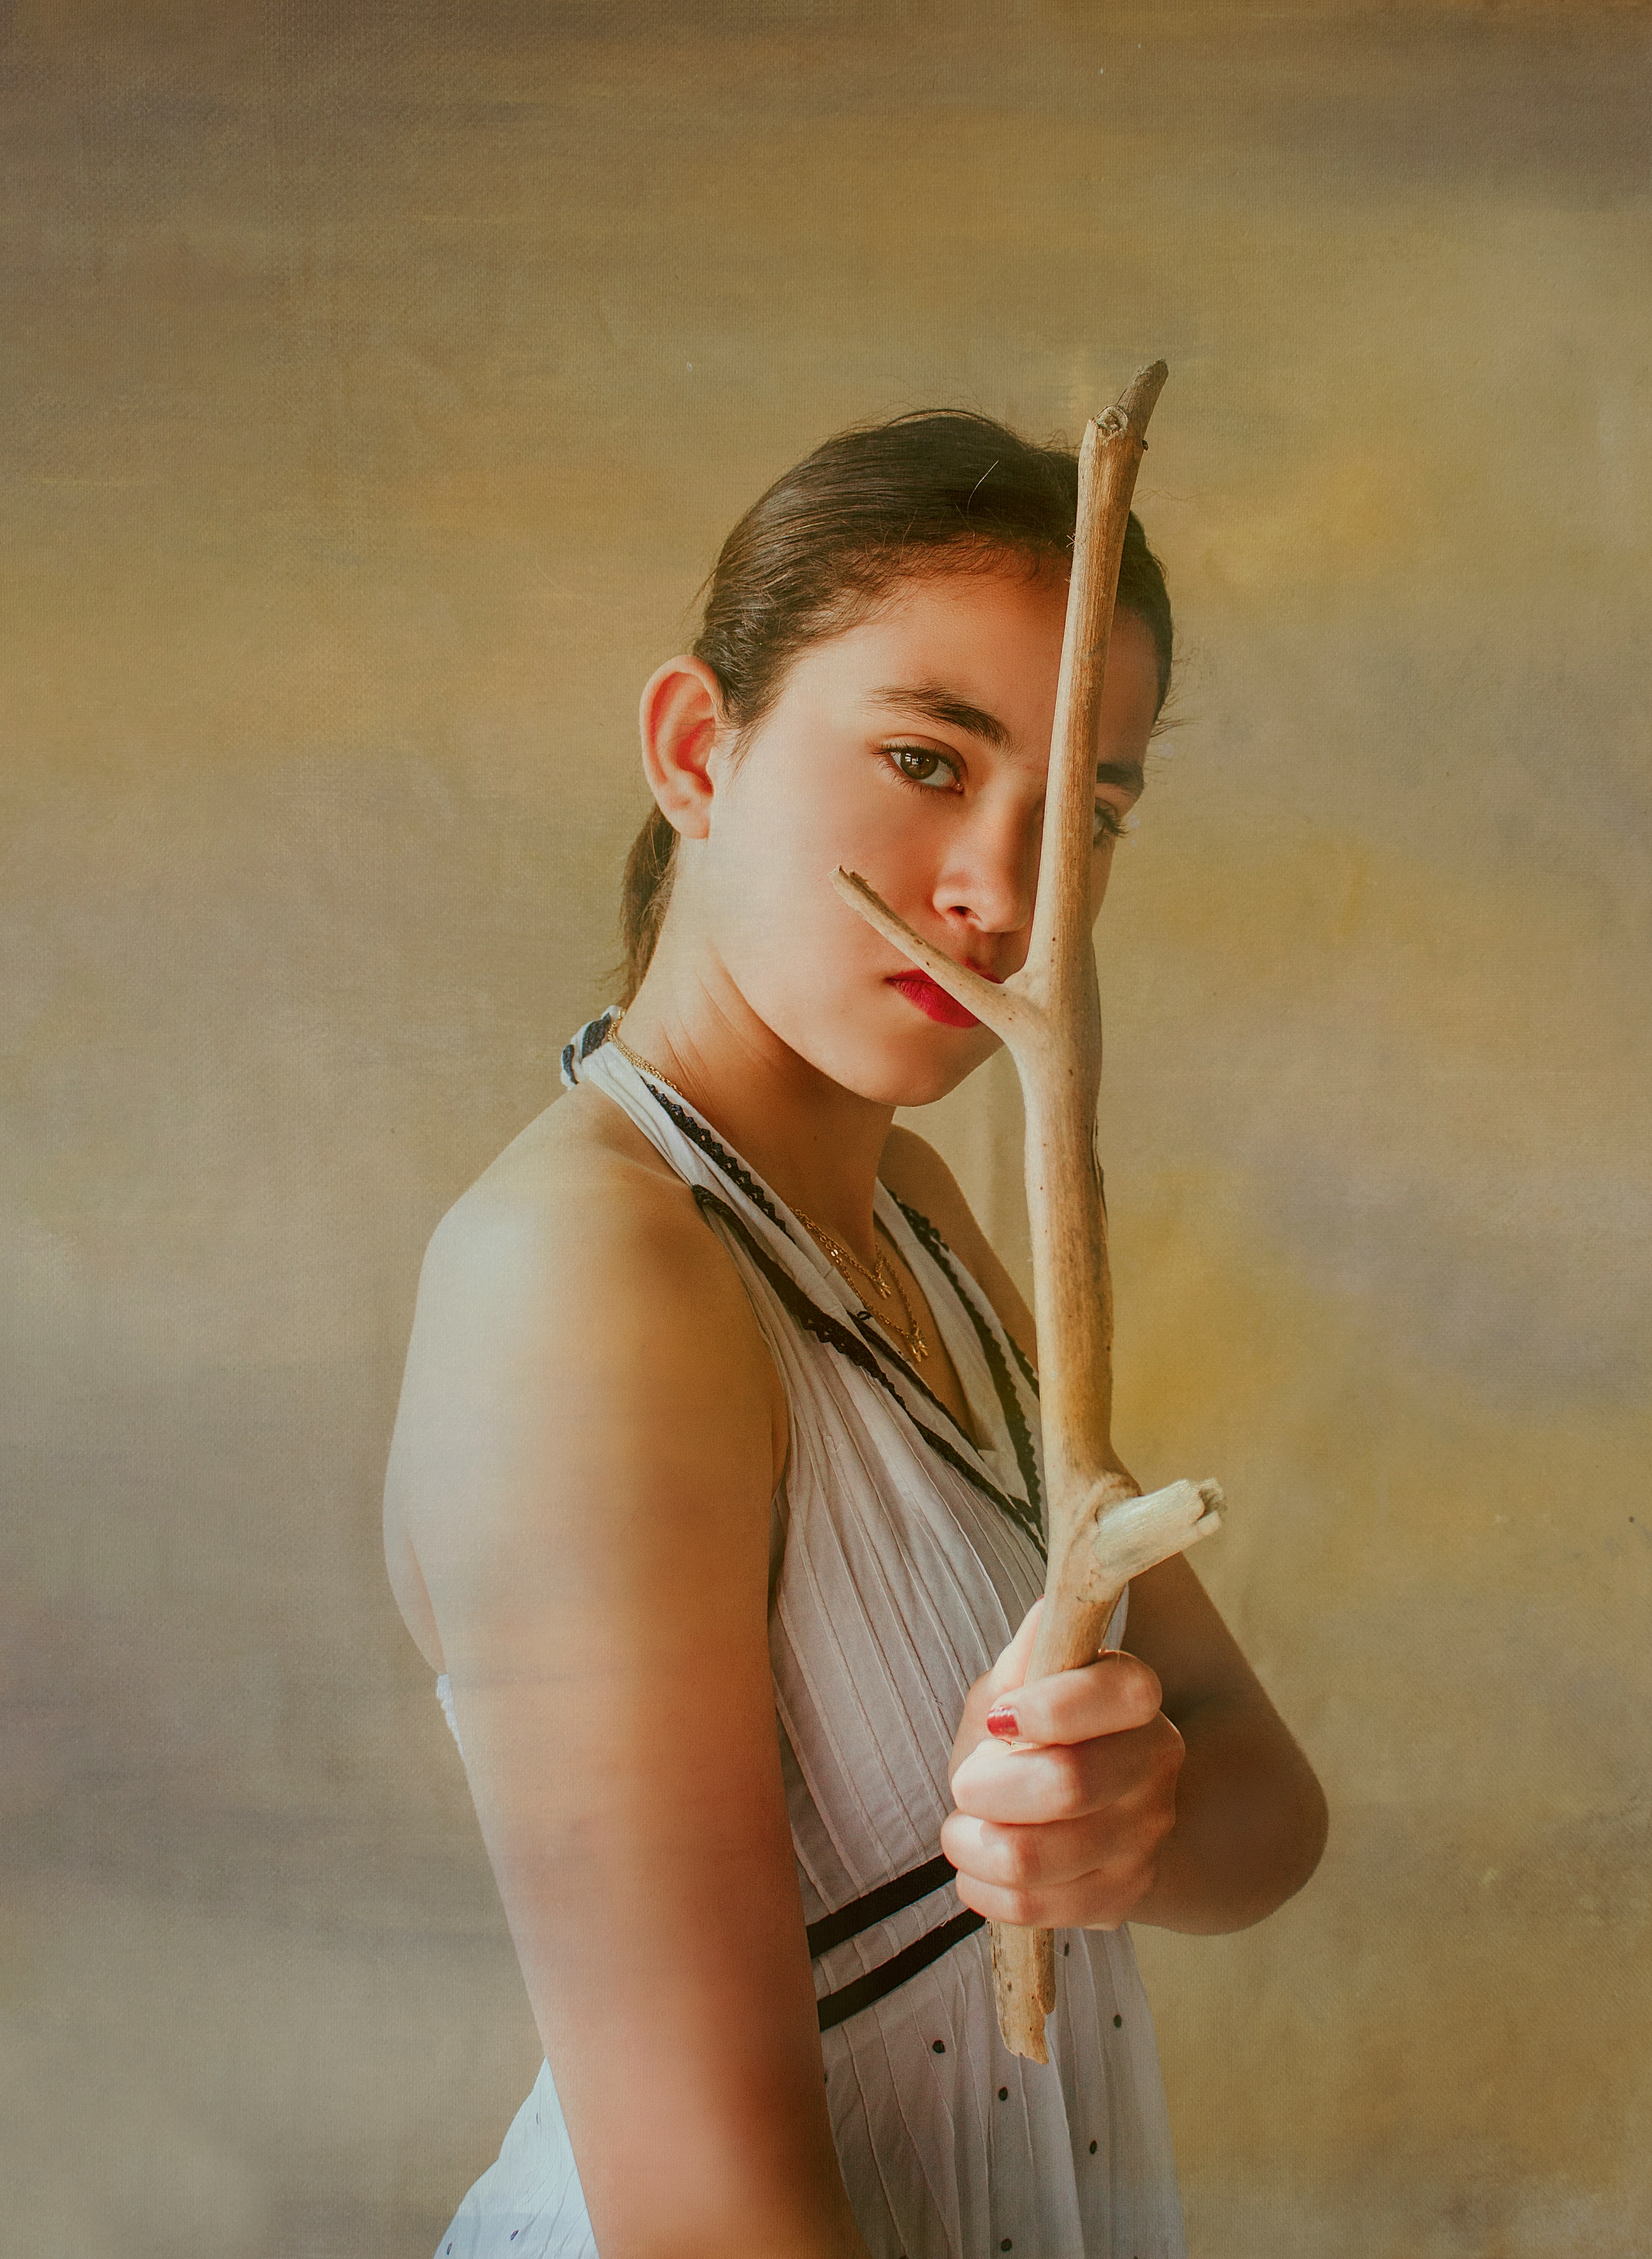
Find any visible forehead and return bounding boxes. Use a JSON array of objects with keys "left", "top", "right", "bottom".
[
  {"left": 786, "top": 566, "right": 1073, "bottom": 726},
  {"left": 776, "top": 566, "right": 1161, "bottom": 758}
]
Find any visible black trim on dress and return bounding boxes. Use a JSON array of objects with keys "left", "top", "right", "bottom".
[
  {"left": 893, "top": 1197, "right": 1044, "bottom": 1540},
  {"left": 691, "top": 1187, "right": 1046, "bottom": 1560},
  {"left": 562, "top": 1008, "right": 620, "bottom": 1090},
  {"left": 649, "top": 1084, "right": 787, "bottom": 1225},
  {"left": 598, "top": 1041, "right": 1032, "bottom": 1449},
  {"left": 633, "top": 1068, "right": 1003, "bottom": 1455},
  {"left": 1003, "top": 1325, "right": 1040, "bottom": 1401},
  {"left": 846, "top": 1305, "right": 984, "bottom": 1446}
]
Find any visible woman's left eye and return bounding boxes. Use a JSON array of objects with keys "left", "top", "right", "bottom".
[{"left": 887, "top": 744, "right": 961, "bottom": 791}]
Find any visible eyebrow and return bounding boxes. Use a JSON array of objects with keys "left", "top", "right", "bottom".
[
  {"left": 872, "top": 683, "right": 1145, "bottom": 799},
  {"left": 870, "top": 683, "right": 1013, "bottom": 750}
]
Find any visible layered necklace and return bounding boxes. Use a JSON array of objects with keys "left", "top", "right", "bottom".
[
  {"left": 605, "top": 1018, "right": 931, "bottom": 1366},
  {"left": 790, "top": 1206, "right": 930, "bottom": 1367}
]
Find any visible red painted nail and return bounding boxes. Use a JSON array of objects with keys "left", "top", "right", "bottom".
[{"left": 985, "top": 1705, "right": 1019, "bottom": 1740}]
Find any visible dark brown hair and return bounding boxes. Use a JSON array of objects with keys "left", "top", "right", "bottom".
[{"left": 616, "top": 409, "right": 1172, "bottom": 1004}]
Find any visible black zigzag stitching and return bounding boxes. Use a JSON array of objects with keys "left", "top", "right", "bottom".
[
  {"left": 634, "top": 1077, "right": 984, "bottom": 1451},
  {"left": 581, "top": 1009, "right": 618, "bottom": 1059},
  {"left": 601, "top": 1044, "right": 1044, "bottom": 1557},
  {"left": 692, "top": 1187, "right": 1046, "bottom": 1561},
  {"left": 648, "top": 1088, "right": 787, "bottom": 1225},
  {"left": 565, "top": 1011, "right": 619, "bottom": 1089},
  {"left": 634, "top": 1086, "right": 986, "bottom": 1443},
  {"left": 620, "top": 1069, "right": 967, "bottom": 1439},
  {"left": 846, "top": 1308, "right": 980, "bottom": 1446},
  {"left": 1002, "top": 1325, "right": 1040, "bottom": 1401},
  {"left": 894, "top": 1198, "right": 1044, "bottom": 1539}
]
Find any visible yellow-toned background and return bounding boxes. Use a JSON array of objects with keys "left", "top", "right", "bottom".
[{"left": 4, "top": 4, "right": 1649, "bottom": 2253}]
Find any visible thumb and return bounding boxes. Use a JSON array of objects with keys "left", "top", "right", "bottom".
[
  {"left": 985, "top": 1598, "right": 1044, "bottom": 1703},
  {"left": 950, "top": 1599, "right": 1046, "bottom": 1788}
]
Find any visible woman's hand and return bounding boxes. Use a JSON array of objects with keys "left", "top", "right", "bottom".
[
  {"left": 944, "top": 1563, "right": 1330, "bottom": 1939},
  {"left": 941, "top": 1601, "right": 1186, "bottom": 1931}
]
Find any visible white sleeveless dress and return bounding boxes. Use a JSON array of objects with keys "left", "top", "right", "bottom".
[{"left": 431, "top": 1016, "right": 1186, "bottom": 2259}]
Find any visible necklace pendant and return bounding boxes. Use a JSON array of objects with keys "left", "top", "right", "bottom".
[{"left": 797, "top": 1204, "right": 929, "bottom": 1368}]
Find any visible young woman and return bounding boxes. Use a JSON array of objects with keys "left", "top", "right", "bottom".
[{"left": 384, "top": 411, "right": 1327, "bottom": 2259}]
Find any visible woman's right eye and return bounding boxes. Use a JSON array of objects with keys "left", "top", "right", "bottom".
[{"left": 887, "top": 744, "right": 960, "bottom": 790}]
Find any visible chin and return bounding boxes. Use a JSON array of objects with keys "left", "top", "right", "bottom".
[
  {"left": 894, "top": 1051, "right": 994, "bottom": 1109},
  {"left": 819, "top": 1026, "right": 999, "bottom": 1111}
]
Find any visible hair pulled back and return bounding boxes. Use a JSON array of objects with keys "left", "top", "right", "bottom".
[{"left": 616, "top": 409, "right": 1172, "bottom": 1005}]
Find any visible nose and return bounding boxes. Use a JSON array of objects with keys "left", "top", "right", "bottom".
[{"left": 932, "top": 796, "right": 1040, "bottom": 947}]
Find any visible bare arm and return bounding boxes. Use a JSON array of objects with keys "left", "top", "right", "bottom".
[
  {"left": 881, "top": 1128, "right": 1327, "bottom": 1937},
  {"left": 387, "top": 1141, "right": 870, "bottom": 2259}
]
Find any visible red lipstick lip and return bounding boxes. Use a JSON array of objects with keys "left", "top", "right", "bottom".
[{"left": 886, "top": 969, "right": 997, "bottom": 1030}]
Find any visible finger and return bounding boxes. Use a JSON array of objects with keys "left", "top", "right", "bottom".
[
  {"left": 942, "top": 1808, "right": 1143, "bottom": 1896},
  {"left": 984, "top": 1598, "right": 1044, "bottom": 1703},
  {"left": 984, "top": 1649, "right": 1163, "bottom": 1750},
  {"left": 950, "top": 1601, "right": 1046, "bottom": 1778},
  {"left": 949, "top": 1856, "right": 1155, "bottom": 1933},
  {"left": 951, "top": 1713, "right": 1181, "bottom": 1825}
]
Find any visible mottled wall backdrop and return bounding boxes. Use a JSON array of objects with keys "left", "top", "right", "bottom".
[{"left": 4, "top": 3, "right": 1649, "bottom": 2253}]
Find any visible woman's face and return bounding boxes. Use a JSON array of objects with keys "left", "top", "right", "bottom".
[{"left": 680, "top": 563, "right": 1162, "bottom": 1107}]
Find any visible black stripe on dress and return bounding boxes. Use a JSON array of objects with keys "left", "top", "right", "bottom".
[
  {"left": 809, "top": 1856, "right": 987, "bottom": 2029},
  {"left": 581, "top": 1010, "right": 618, "bottom": 1059},
  {"left": 563, "top": 1010, "right": 619, "bottom": 1090},
  {"left": 815, "top": 1911, "right": 987, "bottom": 2033},
  {"left": 691, "top": 1187, "right": 1046, "bottom": 1561},
  {"left": 805, "top": 1852, "right": 956, "bottom": 1957}
]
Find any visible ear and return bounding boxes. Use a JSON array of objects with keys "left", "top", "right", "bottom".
[{"left": 639, "top": 657, "right": 727, "bottom": 843}]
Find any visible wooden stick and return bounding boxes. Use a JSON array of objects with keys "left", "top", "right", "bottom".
[{"left": 835, "top": 363, "right": 1225, "bottom": 2062}]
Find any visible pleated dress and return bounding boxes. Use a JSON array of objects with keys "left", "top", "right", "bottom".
[{"left": 431, "top": 1014, "right": 1186, "bottom": 2259}]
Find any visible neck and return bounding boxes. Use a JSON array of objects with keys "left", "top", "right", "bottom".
[{"left": 616, "top": 953, "right": 895, "bottom": 1263}]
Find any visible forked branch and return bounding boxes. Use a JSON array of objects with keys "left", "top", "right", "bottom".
[{"left": 836, "top": 362, "right": 1226, "bottom": 2061}]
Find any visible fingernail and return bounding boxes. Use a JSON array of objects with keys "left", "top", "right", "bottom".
[{"left": 985, "top": 1704, "right": 1019, "bottom": 1740}]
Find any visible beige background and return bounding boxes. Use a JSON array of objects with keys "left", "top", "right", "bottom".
[{"left": 4, "top": 3, "right": 1650, "bottom": 2253}]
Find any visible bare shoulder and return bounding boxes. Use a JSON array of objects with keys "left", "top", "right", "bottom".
[
  {"left": 384, "top": 1084, "right": 787, "bottom": 1666},
  {"left": 421, "top": 1081, "right": 776, "bottom": 1329},
  {"left": 409, "top": 1079, "right": 786, "bottom": 1501},
  {"left": 879, "top": 1124, "right": 1037, "bottom": 1370},
  {"left": 430, "top": 1080, "right": 702, "bottom": 1276}
]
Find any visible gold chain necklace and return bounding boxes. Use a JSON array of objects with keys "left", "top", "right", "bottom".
[
  {"left": 606, "top": 1020, "right": 691, "bottom": 1101},
  {"left": 793, "top": 1206, "right": 930, "bottom": 1367},
  {"left": 604, "top": 1019, "right": 930, "bottom": 1367}
]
